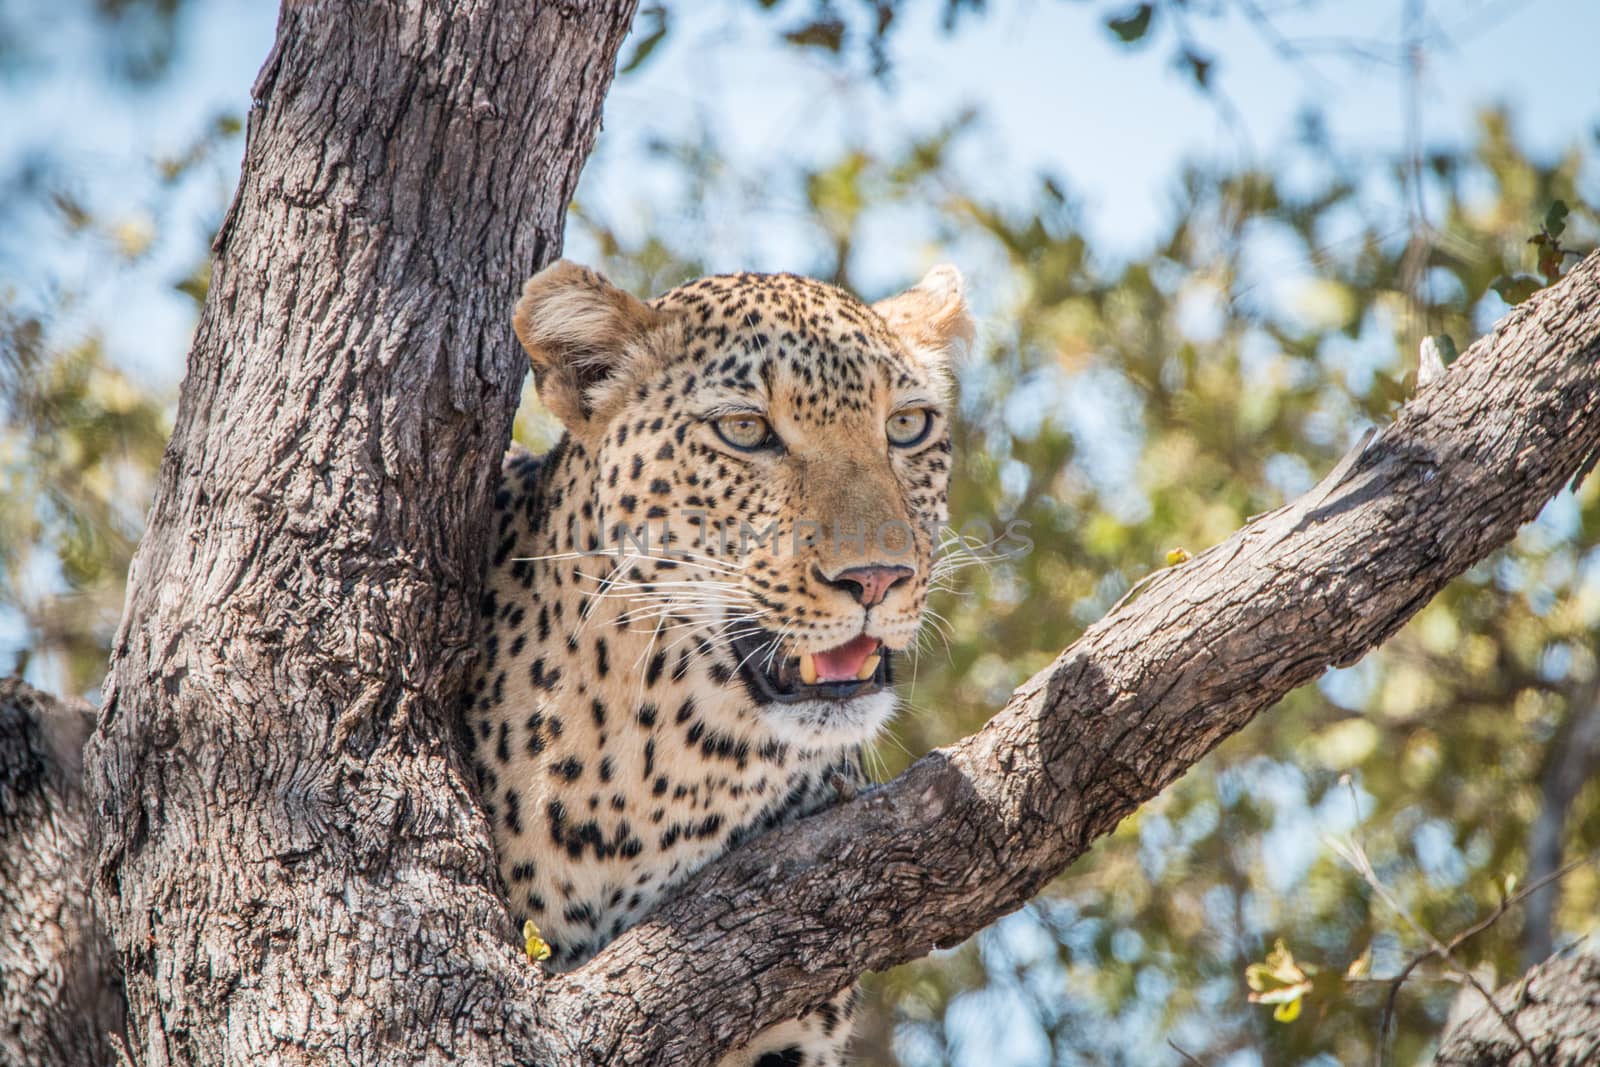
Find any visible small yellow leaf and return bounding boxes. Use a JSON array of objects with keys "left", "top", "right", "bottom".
[
  {"left": 1345, "top": 945, "right": 1372, "bottom": 979},
  {"left": 523, "top": 919, "right": 552, "bottom": 963},
  {"left": 1251, "top": 982, "right": 1312, "bottom": 1005},
  {"left": 1165, "top": 547, "right": 1191, "bottom": 566},
  {"left": 1246, "top": 938, "right": 1314, "bottom": 1013}
]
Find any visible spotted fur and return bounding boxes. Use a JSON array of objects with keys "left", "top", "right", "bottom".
[{"left": 468, "top": 261, "right": 970, "bottom": 1066}]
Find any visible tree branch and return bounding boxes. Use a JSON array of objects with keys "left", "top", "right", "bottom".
[
  {"left": 1435, "top": 944, "right": 1600, "bottom": 1066},
  {"left": 1, "top": 678, "right": 124, "bottom": 1067},
  {"left": 542, "top": 256, "right": 1600, "bottom": 1064}
]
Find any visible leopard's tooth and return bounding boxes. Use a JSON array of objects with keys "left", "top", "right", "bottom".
[
  {"left": 799, "top": 654, "right": 818, "bottom": 686},
  {"left": 855, "top": 654, "right": 881, "bottom": 681}
]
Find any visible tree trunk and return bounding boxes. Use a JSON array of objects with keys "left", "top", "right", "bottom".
[
  {"left": 1436, "top": 947, "right": 1600, "bottom": 1066},
  {"left": 81, "top": 3, "right": 638, "bottom": 1064},
  {"left": 1, "top": 678, "right": 124, "bottom": 1067}
]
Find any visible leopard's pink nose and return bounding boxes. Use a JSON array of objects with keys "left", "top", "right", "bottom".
[{"left": 818, "top": 564, "right": 914, "bottom": 607}]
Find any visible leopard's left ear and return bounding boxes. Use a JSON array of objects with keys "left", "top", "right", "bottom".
[{"left": 872, "top": 265, "right": 973, "bottom": 368}]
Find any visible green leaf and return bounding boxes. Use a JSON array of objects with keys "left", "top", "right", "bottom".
[
  {"left": 620, "top": 5, "right": 669, "bottom": 75},
  {"left": 1544, "top": 199, "right": 1569, "bottom": 239},
  {"left": 1374, "top": 370, "right": 1414, "bottom": 407},
  {"left": 1106, "top": 4, "right": 1155, "bottom": 44},
  {"left": 1491, "top": 273, "right": 1543, "bottom": 306},
  {"left": 1429, "top": 333, "right": 1459, "bottom": 366},
  {"left": 174, "top": 259, "right": 212, "bottom": 307},
  {"left": 784, "top": 18, "right": 845, "bottom": 52}
]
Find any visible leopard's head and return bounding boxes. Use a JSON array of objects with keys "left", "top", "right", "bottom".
[{"left": 514, "top": 261, "right": 969, "bottom": 748}]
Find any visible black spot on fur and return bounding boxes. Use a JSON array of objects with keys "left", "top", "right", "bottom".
[{"left": 504, "top": 790, "right": 523, "bottom": 835}]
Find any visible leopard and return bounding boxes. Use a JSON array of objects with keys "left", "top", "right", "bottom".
[{"left": 465, "top": 258, "right": 970, "bottom": 1066}]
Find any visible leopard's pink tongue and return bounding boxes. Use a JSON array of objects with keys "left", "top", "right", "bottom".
[{"left": 811, "top": 633, "right": 882, "bottom": 683}]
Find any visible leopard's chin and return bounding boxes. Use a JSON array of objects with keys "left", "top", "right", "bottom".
[
  {"left": 727, "top": 629, "right": 900, "bottom": 748},
  {"left": 756, "top": 689, "right": 899, "bottom": 750}
]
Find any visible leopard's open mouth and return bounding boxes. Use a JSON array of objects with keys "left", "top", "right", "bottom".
[{"left": 730, "top": 630, "right": 893, "bottom": 704}]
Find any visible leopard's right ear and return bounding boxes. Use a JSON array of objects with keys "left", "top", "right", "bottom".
[{"left": 512, "top": 260, "right": 667, "bottom": 430}]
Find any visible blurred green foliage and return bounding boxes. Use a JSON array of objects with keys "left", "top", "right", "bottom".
[
  {"left": 4, "top": 3, "right": 1599, "bottom": 1066},
  {"left": 1, "top": 0, "right": 231, "bottom": 693},
  {"left": 1, "top": 310, "right": 169, "bottom": 690}
]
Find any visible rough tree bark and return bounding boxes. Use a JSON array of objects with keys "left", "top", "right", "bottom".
[
  {"left": 80, "top": 2, "right": 639, "bottom": 1064},
  {"left": 7, "top": 1, "right": 1594, "bottom": 1065},
  {"left": 1436, "top": 947, "right": 1600, "bottom": 1066},
  {"left": 1, "top": 678, "right": 124, "bottom": 1067}
]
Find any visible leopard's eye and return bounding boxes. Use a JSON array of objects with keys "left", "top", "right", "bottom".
[
  {"left": 886, "top": 407, "right": 932, "bottom": 448},
  {"left": 712, "top": 413, "right": 774, "bottom": 452}
]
